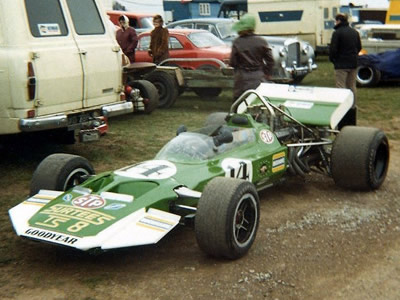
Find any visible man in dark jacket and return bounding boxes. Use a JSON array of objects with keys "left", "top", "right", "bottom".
[
  {"left": 329, "top": 13, "right": 361, "bottom": 125},
  {"left": 230, "top": 14, "right": 274, "bottom": 101},
  {"left": 116, "top": 15, "right": 138, "bottom": 64}
]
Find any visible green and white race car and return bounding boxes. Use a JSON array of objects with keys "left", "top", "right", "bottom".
[{"left": 9, "top": 83, "right": 390, "bottom": 259}]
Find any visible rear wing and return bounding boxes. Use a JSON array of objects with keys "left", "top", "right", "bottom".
[{"left": 253, "top": 83, "right": 354, "bottom": 129}]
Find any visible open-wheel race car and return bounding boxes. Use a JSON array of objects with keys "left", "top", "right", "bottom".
[{"left": 9, "top": 83, "right": 390, "bottom": 260}]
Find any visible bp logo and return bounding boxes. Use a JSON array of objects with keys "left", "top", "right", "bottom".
[{"left": 72, "top": 195, "right": 106, "bottom": 209}]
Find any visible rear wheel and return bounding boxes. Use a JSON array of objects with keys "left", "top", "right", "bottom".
[
  {"left": 144, "top": 71, "right": 179, "bottom": 108},
  {"left": 128, "top": 80, "right": 159, "bottom": 114},
  {"left": 195, "top": 177, "right": 259, "bottom": 259},
  {"left": 356, "top": 65, "right": 381, "bottom": 87},
  {"left": 30, "top": 154, "right": 95, "bottom": 196},
  {"left": 193, "top": 65, "right": 222, "bottom": 99},
  {"left": 331, "top": 126, "right": 389, "bottom": 190}
]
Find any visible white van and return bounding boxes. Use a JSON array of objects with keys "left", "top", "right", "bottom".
[
  {"left": 0, "top": 0, "right": 134, "bottom": 141},
  {"left": 248, "top": 0, "right": 341, "bottom": 52}
]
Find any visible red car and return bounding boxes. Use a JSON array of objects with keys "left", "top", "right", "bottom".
[{"left": 135, "top": 29, "right": 231, "bottom": 70}]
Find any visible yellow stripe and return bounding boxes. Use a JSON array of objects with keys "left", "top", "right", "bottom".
[
  {"left": 23, "top": 201, "right": 46, "bottom": 207},
  {"left": 273, "top": 152, "right": 285, "bottom": 159},
  {"left": 33, "top": 194, "right": 56, "bottom": 200},
  {"left": 272, "top": 165, "right": 285, "bottom": 173},
  {"left": 145, "top": 215, "right": 175, "bottom": 226},
  {"left": 136, "top": 222, "right": 166, "bottom": 232}
]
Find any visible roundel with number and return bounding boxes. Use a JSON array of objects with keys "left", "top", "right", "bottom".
[{"left": 221, "top": 158, "right": 253, "bottom": 181}]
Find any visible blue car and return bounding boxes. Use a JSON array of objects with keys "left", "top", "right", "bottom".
[{"left": 356, "top": 49, "right": 400, "bottom": 87}]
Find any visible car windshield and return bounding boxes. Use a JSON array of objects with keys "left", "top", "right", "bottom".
[
  {"left": 155, "top": 129, "right": 256, "bottom": 163},
  {"left": 188, "top": 31, "right": 225, "bottom": 48},
  {"left": 141, "top": 17, "right": 154, "bottom": 28},
  {"left": 216, "top": 22, "right": 237, "bottom": 39}
]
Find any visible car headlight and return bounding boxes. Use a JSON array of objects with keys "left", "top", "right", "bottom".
[
  {"left": 279, "top": 47, "right": 287, "bottom": 57},
  {"left": 302, "top": 44, "right": 309, "bottom": 55}
]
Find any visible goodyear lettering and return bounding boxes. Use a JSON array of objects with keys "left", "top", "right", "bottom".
[{"left": 24, "top": 228, "right": 78, "bottom": 245}]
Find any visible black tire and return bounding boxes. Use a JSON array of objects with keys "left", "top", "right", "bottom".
[
  {"left": 292, "top": 74, "right": 306, "bottom": 84},
  {"left": 193, "top": 65, "right": 222, "bottom": 99},
  {"left": 195, "top": 177, "right": 260, "bottom": 259},
  {"left": 30, "top": 154, "right": 95, "bottom": 196},
  {"left": 144, "top": 71, "right": 179, "bottom": 108},
  {"left": 356, "top": 65, "right": 381, "bottom": 87},
  {"left": 128, "top": 80, "right": 159, "bottom": 114},
  {"left": 331, "top": 126, "right": 389, "bottom": 190},
  {"left": 204, "top": 112, "right": 228, "bottom": 127}
]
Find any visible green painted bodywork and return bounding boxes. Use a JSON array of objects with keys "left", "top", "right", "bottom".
[{"left": 28, "top": 116, "right": 288, "bottom": 238}]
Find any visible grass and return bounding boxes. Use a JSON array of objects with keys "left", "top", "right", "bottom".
[{"left": 0, "top": 55, "right": 398, "bottom": 264}]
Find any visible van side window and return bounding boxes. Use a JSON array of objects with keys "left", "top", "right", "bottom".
[
  {"left": 25, "top": 0, "right": 68, "bottom": 37},
  {"left": 66, "top": 0, "right": 105, "bottom": 35}
]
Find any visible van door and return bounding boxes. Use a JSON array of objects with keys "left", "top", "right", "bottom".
[
  {"left": 65, "top": 0, "right": 121, "bottom": 108},
  {"left": 24, "top": 0, "right": 83, "bottom": 116}
]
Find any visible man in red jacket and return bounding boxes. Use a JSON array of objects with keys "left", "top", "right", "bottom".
[{"left": 116, "top": 15, "right": 138, "bottom": 64}]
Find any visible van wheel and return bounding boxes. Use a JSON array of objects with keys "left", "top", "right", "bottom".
[
  {"left": 144, "top": 71, "right": 179, "bottom": 108},
  {"left": 128, "top": 80, "right": 159, "bottom": 114},
  {"left": 356, "top": 65, "right": 381, "bottom": 87},
  {"left": 30, "top": 154, "right": 95, "bottom": 196}
]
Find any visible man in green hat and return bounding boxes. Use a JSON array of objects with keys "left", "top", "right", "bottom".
[{"left": 230, "top": 14, "right": 274, "bottom": 100}]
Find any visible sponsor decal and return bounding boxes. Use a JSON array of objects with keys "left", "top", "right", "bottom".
[
  {"left": 259, "top": 129, "right": 275, "bottom": 144},
  {"left": 272, "top": 152, "right": 286, "bottom": 173},
  {"left": 137, "top": 216, "right": 175, "bottom": 232},
  {"left": 63, "top": 194, "right": 73, "bottom": 202},
  {"left": 72, "top": 194, "right": 106, "bottom": 209},
  {"left": 36, "top": 204, "right": 115, "bottom": 233},
  {"left": 38, "top": 23, "right": 61, "bottom": 36},
  {"left": 222, "top": 158, "right": 253, "bottom": 181},
  {"left": 24, "top": 228, "right": 78, "bottom": 245},
  {"left": 104, "top": 203, "right": 126, "bottom": 211},
  {"left": 115, "top": 160, "right": 177, "bottom": 180},
  {"left": 284, "top": 100, "right": 314, "bottom": 110}
]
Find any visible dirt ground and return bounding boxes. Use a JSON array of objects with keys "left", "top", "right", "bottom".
[{"left": 0, "top": 138, "right": 399, "bottom": 300}]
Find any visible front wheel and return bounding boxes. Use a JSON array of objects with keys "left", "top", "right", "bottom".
[
  {"left": 331, "top": 126, "right": 389, "bottom": 190},
  {"left": 195, "top": 177, "right": 259, "bottom": 260},
  {"left": 30, "top": 154, "right": 95, "bottom": 196}
]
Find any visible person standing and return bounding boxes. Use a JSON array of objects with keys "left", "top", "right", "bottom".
[
  {"left": 116, "top": 15, "right": 138, "bottom": 64},
  {"left": 148, "top": 15, "right": 169, "bottom": 64},
  {"left": 329, "top": 13, "right": 362, "bottom": 126},
  {"left": 230, "top": 14, "right": 274, "bottom": 101}
]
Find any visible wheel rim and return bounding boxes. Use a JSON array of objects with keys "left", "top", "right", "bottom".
[
  {"left": 233, "top": 193, "right": 258, "bottom": 248},
  {"left": 357, "top": 66, "right": 373, "bottom": 84},
  {"left": 373, "top": 141, "right": 389, "bottom": 182},
  {"left": 63, "top": 168, "right": 91, "bottom": 191}
]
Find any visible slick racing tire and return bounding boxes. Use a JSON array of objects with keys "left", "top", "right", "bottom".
[
  {"left": 144, "top": 70, "right": 179, "bottom": 108},
  {"left": 30, "top": 154, "right": 95, "bottom": 196},
  {"left": 331, "top": 126, "right": 389, "bottom": 190},
  {"left": 128, "top": 80, "right": 159, "bottom": 114},
  {"left": 193, "top": 65, "right": 222, "bottom": 99},
  {"left": 195, "top": 177, "right": 260, "bottom": 260},
  {"left": 204, "top": 112, "right": 228, "bottom": 127},
  {"left": 356, "top": 65, "right": 381, "bottom": 87}
]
